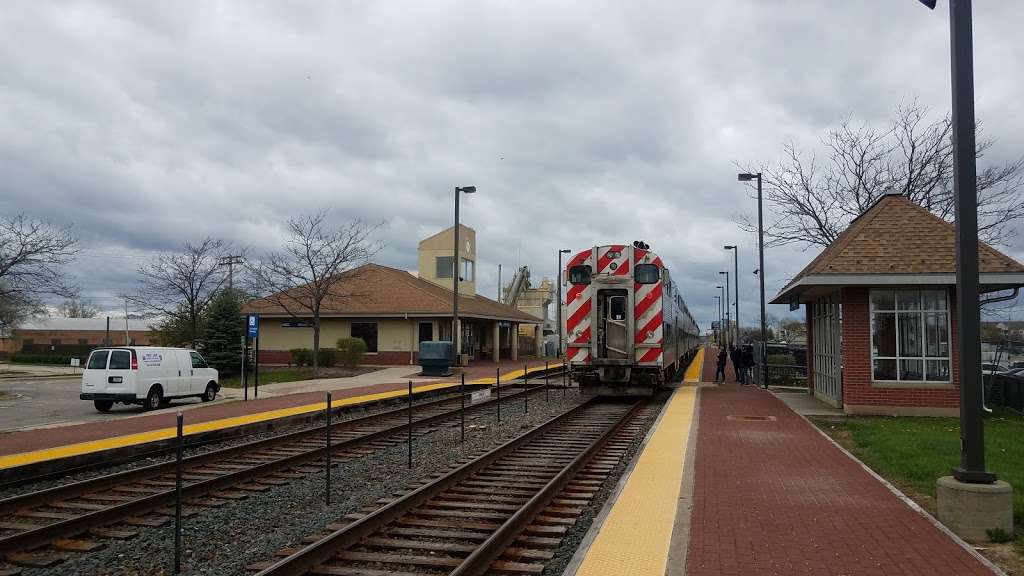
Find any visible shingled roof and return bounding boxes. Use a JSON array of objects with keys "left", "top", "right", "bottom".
[
  {"left": 243, "top": 263, "right": 539, "bottom": 323},
  {"left": 772, "top": 192, "right": 1024, "bottom": 304}
]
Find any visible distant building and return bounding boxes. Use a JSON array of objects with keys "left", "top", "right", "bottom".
[
  {"left": 243, "top": 225, "right": 540, "bottom": 365},
  {"left": 4, "top": 317, "right": 156, "bottom": 357}
]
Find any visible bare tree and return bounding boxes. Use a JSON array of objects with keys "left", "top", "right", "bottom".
[
  {"left": 739, "top": 102, "right": 1024, "bottom": 249},
  {"left": 59, "top": 297, "right": 100, "bottom": 318},
  {"left": 0, "top": 215, "right": 79, "bottom": 331},
  {"left": 129, "top": 238, "right": 228, "bottom": 346},
  {"left": 247, "top": 212, "right": 380, "bottom": 376}
]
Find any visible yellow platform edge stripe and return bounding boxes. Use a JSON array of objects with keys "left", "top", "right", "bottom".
[
  {"left": 575, "top": 386, "right": 697, "bottom": 576},
  {"left": 683, "top": 347, "right": 705, "bottom": 383},
  {"left": 0, "top": 362, "right": 563, "bottom": 471}
]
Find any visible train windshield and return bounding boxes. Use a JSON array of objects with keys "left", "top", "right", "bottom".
[
  {"left": 569, "top": 265, "right": 592, "bottom": 285},
  {"left": 635, "top": 264, "right": 660, "bottom": 284}
]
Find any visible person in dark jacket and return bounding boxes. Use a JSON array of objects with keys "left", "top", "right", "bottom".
[
  {"left": 742, "top": 345, "right": 756, "bottom": 386},
  {"left": 729, "top": 345, "right": 743, "bottom": 384},
  {"left": 715, "top": 348, "right": 727, "bottom": 383}
]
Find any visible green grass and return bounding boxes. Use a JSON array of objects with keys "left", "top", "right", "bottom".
[
  {"left": 817, "top": 409, "right": 1024, "bottom": 556},
  {"left": 218, "top": 369, "right": 317, "bottom": 389}
]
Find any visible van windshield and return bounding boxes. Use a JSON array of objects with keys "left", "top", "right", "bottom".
[{"left": 87, "top": 350, "right": 110, "bottom": 370}]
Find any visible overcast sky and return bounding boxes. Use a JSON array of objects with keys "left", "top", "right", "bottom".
[{"left": 3, "top": 1, "right": 1024, "bottom": 328}]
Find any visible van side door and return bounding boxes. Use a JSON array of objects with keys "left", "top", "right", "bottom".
[{"left": 174, "top": 350, "right": 193, "bottom": 397}]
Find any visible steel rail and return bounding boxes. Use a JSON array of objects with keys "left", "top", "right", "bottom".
[
  {"left": 253, "top": 397, "right": 642, "bottom": 576},
  {"left": 0, "top": 381, "right": 551, "bottom": 556}
]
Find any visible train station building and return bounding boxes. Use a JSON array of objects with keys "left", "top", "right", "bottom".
[
  {"left": 773, "top": 192, "right": 1024, "bottom": 415},
  {"left": 244, "top": 225, "right": 541, "bottom": 366}
]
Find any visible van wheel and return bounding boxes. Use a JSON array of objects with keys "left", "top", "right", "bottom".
[
  {"left": 202, "top": 383, "right": 217, "bottom": 402},
  {"left": 145, "top": 387, "right": 163, "bottom": 411},
  {"left": 94, "top": 400, "right": 113, "bottom": 413}
]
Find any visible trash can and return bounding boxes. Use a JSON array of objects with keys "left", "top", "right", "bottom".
[{"left": 419, "top": 341, "right": 454, "bottom": 377}]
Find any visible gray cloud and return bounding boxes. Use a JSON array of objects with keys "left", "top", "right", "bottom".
[{"left": 2, "top": 0, "right": 1023, "bottom": 324}]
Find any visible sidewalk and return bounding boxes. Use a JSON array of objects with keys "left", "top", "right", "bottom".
[{"left": 685, "top": 382, "right": 997, "bottom": 575}]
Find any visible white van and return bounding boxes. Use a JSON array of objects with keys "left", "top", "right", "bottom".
[{"left": 80, "top": 347, "right": 220, "bottom": 412}]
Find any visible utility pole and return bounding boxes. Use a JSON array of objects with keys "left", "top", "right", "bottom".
[
  {"left": 218, "top": 255, "right": 245, "bottom": 292},
  {"left": 498, "top": 264, "right": 502, "bottom": 303},
  {"left": 124, "top": 298, "right": 130, "bottom": 345}
]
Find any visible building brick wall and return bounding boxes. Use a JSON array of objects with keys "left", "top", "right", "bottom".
[
  {"left": 14, "top": 329, "right": 156, "bottom": 356},
  {"left": 841, "top": 286, "right": 961, "bottom": 414},
  {"left": 259, "top": 349, "right": 418, "bottom": 366}
]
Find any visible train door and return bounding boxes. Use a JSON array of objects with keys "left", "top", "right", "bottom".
[{"left": 597, "top": 289, "right": 629, "bottom": 359}]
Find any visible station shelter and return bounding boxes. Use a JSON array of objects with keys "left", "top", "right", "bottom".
[
  {"left": 771, "top": 192, "right": 1024, "bottom": 415},
  {"left": 243, "top": 224, "right": 541, "bottom": 366}
]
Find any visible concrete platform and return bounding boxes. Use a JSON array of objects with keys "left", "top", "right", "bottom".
[
  {"left": 0, "top": 359, "right": 561, "bottom": 476},
  {"left": 568, "top": 346, "right": 1001, "bottom": 576}
]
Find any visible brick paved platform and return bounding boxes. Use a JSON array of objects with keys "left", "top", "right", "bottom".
[{"left": 686, "top": 382, "right": 997, "bottom": 575}]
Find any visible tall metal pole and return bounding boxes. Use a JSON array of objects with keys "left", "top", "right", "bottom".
[
  {"left": 946, "top": 0, "right": 992, "bottom": 483},
  {"left": 757, "top": 174, "right": 768, "bottom": 389},
  {"left": 453, "top": 187, "right": 461, "bottom": 363},
  {"left": 557, "top": 249, "right": 570, "bottom": 356},
  {"left": 498, "top": 264, "right": 502, "bottom": 303},
  {"left": 721, "top": 271, "right": 731, "bottom": 348},
  {"left": 726, "top": 246, "right": 739, "bottom": 343},
  {"left": 714, "top": 295, "right": 722, "bottom": 346},
  {"left": 173, "top": 412, "right": 183, "bottom": 575}
]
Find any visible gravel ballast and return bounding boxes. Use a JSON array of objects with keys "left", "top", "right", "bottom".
[{"left": 24, "top": 386, "right": 590, "bottom": 576}]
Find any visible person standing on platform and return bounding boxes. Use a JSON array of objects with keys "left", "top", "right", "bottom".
[
  {"left": 729, "top": 345, "right": 743, "bottom": 384},
  {"left": 742, "top": 345, "right": 755, "bottom": 386},
  {"left": 715, "top": 348, "right": 727, "bottom": 383}
]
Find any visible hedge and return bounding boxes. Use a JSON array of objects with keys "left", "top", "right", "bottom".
[
  {"left": 289, "top": 348, "right": 312, "bottom": 367},
  {"left": 336, "top": 338, "right": 367, "bottom": 368},
  {"left": 10, "top": 354, "right": 77, "bottom": 365}
]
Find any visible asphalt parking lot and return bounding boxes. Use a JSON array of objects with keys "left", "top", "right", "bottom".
[{"left": 0, "top": 375, "right": 205, "bottom": 433}]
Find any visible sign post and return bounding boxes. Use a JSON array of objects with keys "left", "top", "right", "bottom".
[{"left": 246, "top": 314, "right": 260, "bottom": 399}]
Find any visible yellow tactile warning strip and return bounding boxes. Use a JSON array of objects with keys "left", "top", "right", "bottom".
[
  {"left": 0, "top": 362, "right": 562, "bottom": 471},
  {"left": 575, "top": 385, "right": 697, "bottom": 576},
  {"left": 683, "top": 347, "right": 705, "bottom": 383},
  {"left": 470, "top": 362, "right": 564, "bottom": 385}
]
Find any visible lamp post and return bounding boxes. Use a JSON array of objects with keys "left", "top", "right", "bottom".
[
  {"left": 739, "top": 172, "right": 767, "bottom": 388},
  {"left": 915, "top": 0, "right": 992, "bottom": 483},
  {"left": 557, "top": 249, "right": 572, "bottom": 356},
  {"left": 453, "top": 186, "right": 476, "bottom": 364},
  {"left": 716, "top": 283, "right": 728, "bottom": 348},
  {"left": 714, "top": 295, "right": 722, "bottom": 346},
  {"left": 725, "top": 245, "right": 739, "bottom": 343},
  {"left": 719, "top": 271, "right": 730, "bottom": 348}
]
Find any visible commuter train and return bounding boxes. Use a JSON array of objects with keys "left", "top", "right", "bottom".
[{"left": 563, "top": 242, "right": 700, "bottom": 395}]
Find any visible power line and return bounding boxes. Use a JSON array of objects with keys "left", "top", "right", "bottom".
[{"left": 218, "top": 255, "right": 245, "bottom": 291}]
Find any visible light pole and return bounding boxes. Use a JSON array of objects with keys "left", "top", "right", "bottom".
[
  {"left": 739, "top": 172, "right": 767, "bottom": 388},
  {"left": 453, "top": 186, "right": 476, "bottom": 364},
  {"left": 714, "top": 295, "right": 722, "bottom": 346},
  {"left": 719, "top": 271, "right": 730, "bottom": 348},
  {"left": 916, "top": 0, "right": 992, "bottom": 483},
  {"left": 557, "top": 249, "right": 572, "bottom": 356},
  {"left": 725, "top": 245, "right": 739, "bottom": 344}
]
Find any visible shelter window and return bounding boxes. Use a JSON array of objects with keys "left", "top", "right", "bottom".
[
  {"left": 870, "top": 289, "right": 949, "bottom": 382},
  {"left": 461, "top": 258, "right": 474, "bottom": 281},
  {"left": 635, "top": 264, "right": 660, "bottom": 284},
  {"left": 352, "top": 322, "right": 379, "bottom": 353},
  {"left": 436, "top": 256, "right": 454, "bottom": 279},
  {"left": 569, "top": 265, "right": 592, "bottom": 285}
]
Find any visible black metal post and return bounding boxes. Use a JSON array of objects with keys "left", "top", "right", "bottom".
[
  {"left": 496, "top": 368, "right": 501, "bottom": 423},
  {"left": 407, "top": 381, "right": 413, "bottom": 469},
  {"left": 174, "top": 412, "right": 183, "bottom": 574},
  {"left": 243, "top": 339, "right": 249, "bottom": 402},
  {"left": 254, "top": 334, "right": 259, "bottom": 399},
  {"left": 947, "top": 0, "right": 993, "bottom": 484},
  {"left": 460, "top": 373, "right": 465, "bottom": 443},
  {"left": 453, "top": 188, "right": 460, "bottom": 366},
  {"left": 757, "top": 173, "right": 768, "bottom": 389},
  {"left": 524, "top": 365, "right": 528, "bottom": 414},
  {"left": 545, "top": 361, "right": 549, "bottom": 402},
  {"left": 325, "top": 391, "right": 332, "bottom": 505}
]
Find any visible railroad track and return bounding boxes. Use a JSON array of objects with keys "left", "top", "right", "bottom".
[
  {"left": 251, "top": 396, "right": 660, "bottom": 576},
  {"left": 0, "top": 380, "right": 560, "bottom": 570}
]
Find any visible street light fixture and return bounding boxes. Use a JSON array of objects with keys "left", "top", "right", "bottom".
[
  {"left": 557, "top": 249, "right": 572, "bottom": 357},
  {"left": 724, "top": 245, "right": 739, "bottom": 344},
  {"left": 739, "top": 171, "right": 768, "bottom": 388},
  {"left": 915, "top": 0, "right": 992, "bottom": 484},
  {"left": 453, "top": 186, "right": 476, "bottom": 364}
]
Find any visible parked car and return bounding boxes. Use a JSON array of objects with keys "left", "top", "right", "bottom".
[
  {"left": 981, "top": 363, "right": 1008, "bottom": 374},
  {"left": 80, "top": 347, "right": 219, "bottom": 412}
]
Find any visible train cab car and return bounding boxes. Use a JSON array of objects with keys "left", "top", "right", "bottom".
[{"left": 563, "top": 242, "right": 699, "bottom": 395}]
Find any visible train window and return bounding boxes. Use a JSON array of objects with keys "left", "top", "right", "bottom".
[
  {"left": 635, "top": 263, "right": 660, "bottom": 284},
  {"left": 609, "top": 296, "right": 626, "bottom": 321},
  {"left": 569, "top": 265, "right": 592, "bottom": 285}
]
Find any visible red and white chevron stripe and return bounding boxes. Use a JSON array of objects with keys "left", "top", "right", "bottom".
[
  {"left": 595, "top": 245, "right": 630, "bottom": 276},
  {"left": 634, "top": 247, "right": 664, "bottom": 365},
  {"left": 565, "top": 249, "right": 594, "bottom": 365}
]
